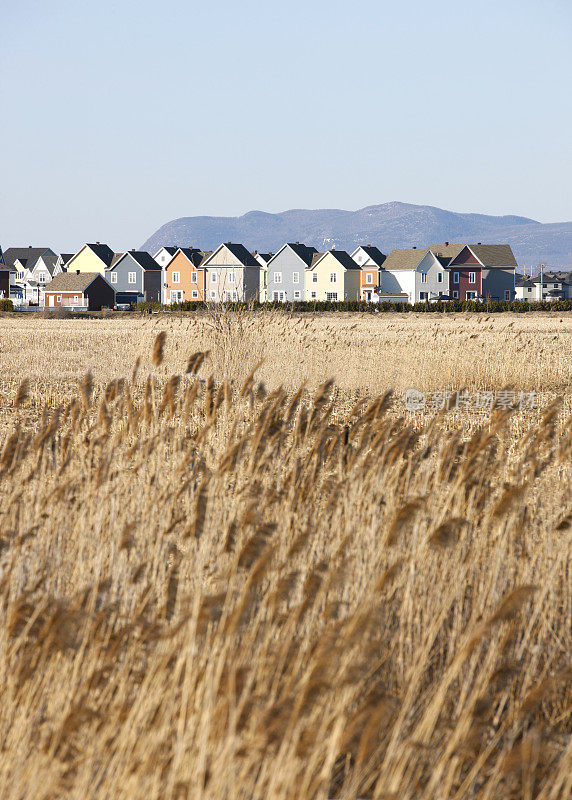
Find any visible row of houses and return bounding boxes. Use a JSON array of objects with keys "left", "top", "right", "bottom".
[{"left": 1, "top": 240, "right": 569, "bottom": 310}]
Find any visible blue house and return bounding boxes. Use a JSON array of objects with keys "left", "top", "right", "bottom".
[{"left": 105, "top": 251, "right": 162, "bottom": 304}]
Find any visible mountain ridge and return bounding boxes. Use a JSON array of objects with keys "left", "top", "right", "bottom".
[{"left": 141, "top": 202, "right": 572, "bottom": 268}]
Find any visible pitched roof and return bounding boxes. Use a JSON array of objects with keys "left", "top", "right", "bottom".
[
  {"left": 469, "top": 244, "right": 517, "bottom": 267},
  {"left": 220, "top": 242, "right": 260, "bottom": 266},
  {"left": 44, "top": 272, "right": 107, "bottom": 292},
  {"left": 60, "top": 253, "right": 75, "bottom": 268},
  {"left": 328, "top": 250, "right": 361, "bottom": 270},
  {"left": 428, "top": 243, "right": 464, "bottom": 259},
  {"left": 383, "top": 248, "right": 428, "bottom": 271},
  {"left": 354, "top": 245, "right": 386, "bottom": 267},
  {"left": 175, "top": 248, "right": 206, "bottom": 267},
  {"left": 254, "top": 252, "right": 273, "bottom": 263},
  {"left": 3, "top": 247, "right": 56, "bottom": 271},
  {"left": 155, "top": 246, "right": 179, "bottom": 256},
  {"left": 114, "top": 251, "right": 162, "bottom": 271},
  {"left": 310, "top": 252, "right": 325, "bottom": 268},
  {"left": 82, "top": 243, "right": 116, "bottom": 268},
  {"left": 288, "top": 243, "right": 319, "bottom": 266}
]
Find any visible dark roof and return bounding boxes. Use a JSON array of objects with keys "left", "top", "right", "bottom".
[
  {"left": 220, "top": 242, "right": 260, "bottom": 266},
  {"left": 60, "top": 253, "right": 74, "bottom": 267},
  {"left": 253, "top": 252, "right": 273, "bottom": 263},
  {"left": 81, "top": 243, "right": 116, "bottom": 268},
  {"left": 383, "top": 248, "right": 428, "bottom": 270},
  {"left": 200, "top": 251, "right": 213, "bottom": 266},
  {"left": 3, "top": 247, "right": 57, "bottom": 271},
  {"left": 156, "top": 246, "right": 179, "bottom": 256},
  {"left": 327, "top": 250, "right": 361, "bottom": 270},
  {"left": 44, "top": 272, "right": 108, "bottom": 292},
  {"left": 287, "top": 242, "right": 319, "bottom": 266},
  {"left": 176, "top": 248, "right": 205, "bottom": 267},
  {"left": 113, "top": 251, "right": 162, "bottom": 271},
  {"left": 355, "top": 245, "right": 386, "bottom": 267}
]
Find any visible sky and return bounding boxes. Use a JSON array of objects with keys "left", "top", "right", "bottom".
[{"left": 1, "top": 0, "right": 571, "bottom": 252}]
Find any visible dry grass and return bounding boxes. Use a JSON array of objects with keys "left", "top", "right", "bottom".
[{"left": 0, "top": 312, "right": 570, "bottom": 799}]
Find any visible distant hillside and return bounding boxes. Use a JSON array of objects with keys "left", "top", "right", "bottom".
[{"left": 141, "top": 202, "right": 572, "bottom": 269}]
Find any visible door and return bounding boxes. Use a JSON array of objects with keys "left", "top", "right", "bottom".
[{"left": 49, "top": 294, "right": 55, "bottom": 307}]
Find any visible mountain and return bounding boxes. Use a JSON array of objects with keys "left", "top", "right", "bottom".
[{"left": 141, "top": 202, "right": 572, "bottom": 269}]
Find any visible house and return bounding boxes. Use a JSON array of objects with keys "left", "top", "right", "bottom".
[
  {"left": 201, "top": 243, "right": 261, "bottom": 302},
  {"left": 153, "top": 246, "right": 179, "bottom": 268},
  {"left": 164, "top": 248, "right": 209, "bottom": 303},
  {"left": 65, "top": 243, "right": 122, "bottom": 275},
  {"left": 42, "top": 272, "right": 115, "bottom": 310},
  {"left": 253, "top": 252, "right": 273, "bottom": 301},
  {"left": 3, "top": 247, "right": 61, "bottom": 304},
  {"left": 305, "top": 250, "right": 361, "bottom": 302},
  {"left": 431, "top": 243, "right": 516, "bottom": 301},
  {"left": 59, "top": 253, "right": 75, "bottom": 271},
  {"left": 381, "top": 248, "right": 450, "bottom": 302},
  {"left": 515, "top": 272, "right": 565, "bottom": 302},
  {"left": 267, "top": 243, "right": 318, "bottom": 302},
  {"left": 350, "top": 245, "right": 386, "bottom": 301},
  {"left": 0, "top": 247, "right": 14, "bottom": 301},
  {"left": 105, "top": 251, "right": 162, "bottom": 305}
]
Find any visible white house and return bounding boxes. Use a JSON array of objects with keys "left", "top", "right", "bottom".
[{"left": 381, "top": 248, "right": 449, "bottom": 303}]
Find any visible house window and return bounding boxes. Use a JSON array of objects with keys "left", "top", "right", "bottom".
[
  {"left": 275, "top": 272, "right": 282, "bottom": 284},
  {"left": 232, "top": 291, "right": 238, "bottom": 301},
  {"left": 38, "top": 273, "right": 46, "bottom": 283},
  {"left": 192, "top": 290, "right": 198, "bottom": 299},
  {"left": 56, "top": 295, "right": 61, "bottom": 302},
  {"left": 420, "top": 292, "right": 428, "bottom": 300},
  {"left": 211, "top": 273, "right": 217, "bottom": 283},
  {"left": 312, "top": 273, "right": 318, "bottom": 283},
  {"left": 466, "top": 291, "right": 477, "bottom": 299},
  {"left": 294, "top": 290, "right": 301, "bottom": 299},
  {"left": 421, "top": 273, "right": 427, "bottom": 284},
  {"left": 366, "top": 273, "right": 373, "bottom": 284},
  {"left": 453, "top": 272, "right": 459, "bottom": 284},
  {"left": 170, "top": 290, "right": 182, "bottom": 302},
  {"left": 468, "top": 272, "right": 476, "bottom": 284},
  {"left": 311, "top": 291, "right": 317, "bottom": 299},
  {"left": 452, "top": 290, "right": 459, "bottom": 299},
  {"left": 172, "top": 272, "right": 180, "bottom": 284},
  {"left": 190, "top": 272, "right": 197, "bottom": 283},
  {"left": 110, "top": 272, "right": 117, "bottom": 284},
  {"left": 437, "top": 272, "right": 443, "bottom": 283},
  {"left": 504, "top": 290, "right": 511, "bottom": 301},
  {"left": 210, "top": 290, "right": 216, "bottom": 299},
  {"left": 527, "top": 287, "right": 532, "bottom": 293},
  {"left": 438, "top": 291, "right": 443, "bottom": 296},
  {"left": 228, "top": 272, "right": 235, "bottom": 283},
  {"left": 128, "top": 272, "right": 136, "bottom": 284},
  {"left": 74, "top": 295, "right": 79, "bottom": 303},
  {"left": 329, "top": 273, "right": 336, "bottom": 283},
  {"left": 224, "top": 291, "right": 231, "bottom": 301},
  {"left": 293, "top": 272, "right": 299, "bottom": 284},
  {"left": 326, "top": 291, "right": 338, "bottom": 301}
]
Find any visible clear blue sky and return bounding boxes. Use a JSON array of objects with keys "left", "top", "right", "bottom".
[{"left": 1, "top": 0, "right": 570, "bottom": 252}]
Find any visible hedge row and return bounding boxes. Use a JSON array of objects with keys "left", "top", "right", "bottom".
[{"left": 134, "top": 299, "right": 572, "bottom": 314}]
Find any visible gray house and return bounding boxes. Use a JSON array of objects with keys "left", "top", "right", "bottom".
[
  {"left": 430, "top": 243, "right": 517, "bottom": 301},
  {"left": 105, "top": 251, "right": 162, "bottom": 304},
  {"left": 267, "top": 243, "right": 318, "bottom": 302}
]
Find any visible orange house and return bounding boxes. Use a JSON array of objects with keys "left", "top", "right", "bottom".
[
  {"left": 351, "top": 245, "right": 386, "bottom": 301},
  {"left": 164, "top": 248, "right": 209, "bottom": 303}
]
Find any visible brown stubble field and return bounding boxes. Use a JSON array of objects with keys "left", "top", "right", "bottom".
[{"left": 0, "top": 310, "right": 570, "bottom": 800}]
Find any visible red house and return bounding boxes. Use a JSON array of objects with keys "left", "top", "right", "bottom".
[
  {"left": 447, "top": 246, "right": 482, "bottom": 300},
  {"left": 43, "top": 271, "right": 115, "bottom": 310}
]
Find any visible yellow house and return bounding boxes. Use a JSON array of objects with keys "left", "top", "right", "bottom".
[
  {"left": 306, "top": 250, "right": 361, "bottom": 302},
  {"left": 65, "top": 243, "right": 122, "bottom": 275}
]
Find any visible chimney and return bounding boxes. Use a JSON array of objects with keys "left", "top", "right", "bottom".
[
  {"left": 445, "top": 241, "right": 449, "bottom": 246},
  {"left": 412, "top": 246, "right": 417, "bottom": 249},
  {"left": 29, "top": 245, "right": 32, "bottom": 248},
  {"left": 96, "top": 241, "right": 100, "bottom": 244},
  {"left": 477, "top": 242, "right": 482, "bottom": 245},
  {"left": 76, "top": 269, "right": 80, "bottom": 275},
  {"left": 295, "top": 241, "right": 299, "bottom": 245}
]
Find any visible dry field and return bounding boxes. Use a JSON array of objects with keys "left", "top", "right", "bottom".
[{"left": 0, "top": 311, "right": 570, "bottom": 800}]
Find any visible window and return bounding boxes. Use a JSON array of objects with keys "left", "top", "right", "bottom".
[
  {"left": 312, "top": 273, "right": 318, "bottom": 283},
  {"left": 172, "top": 272, "right": 180, "bottom": 283},
  {"left": 420, "top": 291, "right": 428, "bottom": 300},
  {"left": 437, "top": 272, "right": 443, "bottom": 283},
  {"left": 275, "top": 272, "right": 282, "bottom": 284},
  {"left": 452, "top": 290, "right": 459, "bottom": 299},
  {"left": 326, "top": 291, "right": 338, "bottom": 301},
  {"left": 228, "top": 272, "right": 235, "bottom": 283},
  {"left": 504, "top": 290, "right": 511, "bottom": 301},
  {"left": 210, "top": 290, "right": 216, "bottom": 299},
  {"left": 192, "top": 290, "right": 198, "bottom": 299},
  {"left": 329, "top": 273, "right": 337, "bottom": 283},
  {"left": 311, "top": 291, "right": 317, "bottom": 299},
  {"left": 170, "top": 290, "right": 182, "bottom": 302},
  {"left": 38, "top": 273, "right": 46, "bottom": 283},
  {"left": 466, "top": 291, "right": 477, "bottom": 300},
  {"left": 294, "top": 290, "right": 301, "bottom": 299},
  {"left": 293, "top": 272, "right": 299, "bottom": 284},
  {"left": 128, "top": 272, "right": 136, "bottom": 284},
  {"left": 56, "top": 295, "right": 62, "bottom": 302},
  {"left": 468, "top": 272, "right": 476, "bottom": 284},
  {"left": 110, "top": 272, "right": 117, "bottom": 284},
  {"left": 232, "top": 291, "right": 238, "bottom": 301},
  {"left": 421, "top": 273, "right": 427, "bottom": 284},
  {"left": 211, "top": 273, "right": 217, "bottom": 283},
  {"left": 191, "top": 272, "right": 197, "bottom": 283},
  {"left": 453, "top": 272, "right": 459, "bottom": 284},
  {"left": 527, "top": 287, "right": 532, "bottom": 293},
  {"left": 74, "top": 295, "right": 79, "bottom": 303},
  {"left": 366, "top": 273, "right": 373, "bottom": 284},
  {"left": 224, "top": 291, "right": 231, "bottom": 301},
  {"left": 438, "top": 291, "right": 443, "bottom": 296}
]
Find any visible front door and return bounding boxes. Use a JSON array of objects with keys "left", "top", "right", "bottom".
[{"left": 49, "top": 294, "right": 55, "bottom": 307}]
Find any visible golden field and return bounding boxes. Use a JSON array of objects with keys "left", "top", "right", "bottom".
[{"left": 0, "top": 311, "right": 570, "bottom": 800}]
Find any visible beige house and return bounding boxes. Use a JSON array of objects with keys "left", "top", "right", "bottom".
[
  {"left": 305, "top": 250, "right": 361, "bottom": 302},
  {"left": 201, "top": 243, "right": 261, "bottom": 302},
  {"left": 65, "top": 243, "right": 122, "bottom": 275}
]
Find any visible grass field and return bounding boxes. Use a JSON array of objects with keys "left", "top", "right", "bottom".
[{"left": 0, "top": 311, "right": 570, "bottom": 799}]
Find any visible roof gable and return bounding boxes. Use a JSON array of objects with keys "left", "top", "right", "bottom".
[
  {"left": 383, "top": 248, "right": 428, "bottom": 271},
  {"left": 112, "top": 251, "right": 161, "bottom": 271},
  {"left": 3, "top": 247, "right": 57, "bottom": 271},
  {"left": 45, "top": 272, "right": 107, "bottom": 292},
  {"left": 449, "top": 245, "right": 483, "bottom": 267},
  {"left": 203, "top": 243, "right": 260, "bottom": 268},
  {"left": 351, "top": 245, "right": 386, "bottom": 267}
]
